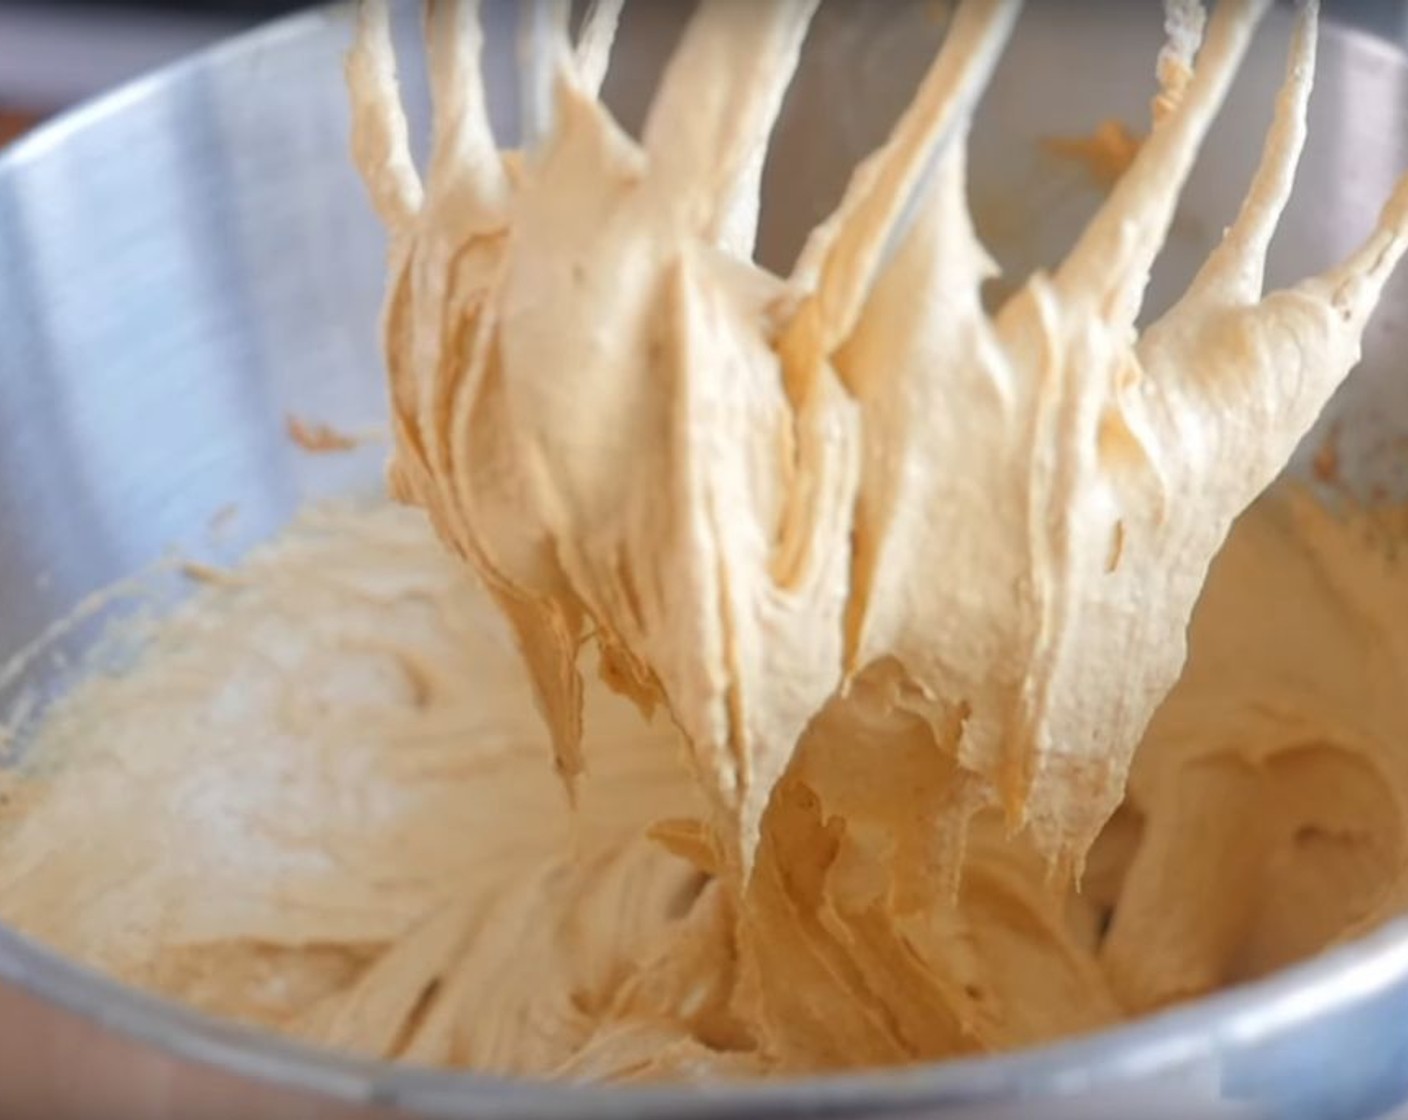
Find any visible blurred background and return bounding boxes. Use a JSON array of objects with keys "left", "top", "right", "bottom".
[
  {"left": 0, "top": 0, "right": 308, "bottom": 142},
  {"left": 0, "top": 0, "right": 1403, "bottom": 147}
]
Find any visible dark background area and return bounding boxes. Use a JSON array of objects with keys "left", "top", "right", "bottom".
[
  {"left": 0, "top": 0, "right": 1401, "bottom": 146},
  {"left": 29, "top": 0, "right": 307, "bottom": 13},
  {"left": 0, "top": 0, "right": 316, "bottom": 135}
]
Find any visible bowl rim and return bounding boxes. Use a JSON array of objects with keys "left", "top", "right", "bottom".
[{"left": 2, "top": 5, "right": 1408, "bottom": 1117}]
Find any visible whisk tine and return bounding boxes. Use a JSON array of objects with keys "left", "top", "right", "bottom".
[
  {"left": 517, "top": 0, "right": 572, "bottom": 151},
  {"left": 1054, "top": 0, "right": 1271, "bottom": 322},
  {"left": 1188, "top": 0, "right": 1319, "bottom": 305},
  {"left": 423, "top": 0, "right": 506, "bottom": 215},
  {"left": 642, "top": 0, "right": 822, "bottom": 249},
  {"left": 346, "top": 0, "right": 424, "bottom": 231},
  {"left": 786, "top": 0, "right": 1021, "bottom": 352},
  {"left": 576, "top": 0, "right": 626, "bottom": 98},
  {"left": 1153, "top": 0, "right": 1207, "bottom": 121}
]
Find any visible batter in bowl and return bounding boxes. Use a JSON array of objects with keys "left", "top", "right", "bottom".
[
  {"left": 2, "top": 0, "right": 1408, "bottom": 1083},
  {"left": 2, "top": 489, "right": 1406, "bottom": 1079}
]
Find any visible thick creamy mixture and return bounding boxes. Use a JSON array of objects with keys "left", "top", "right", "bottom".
[
  {"left": 342, "top": 0, "right": 1408, "bottom": 1070},
  {"left": 2, "top": 492, "right": 1408, "bottom": 1079},
  {"left": 3, "top": 0, "right": 1408, "bottom": 1085},
  {"left": 351, "top": 0, "right": 1408, "bottom": 879}
]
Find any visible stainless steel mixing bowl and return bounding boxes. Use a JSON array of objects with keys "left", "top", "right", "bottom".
[{"left": 1, "top": 3, "right": 1407, "bottom": 1117}]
